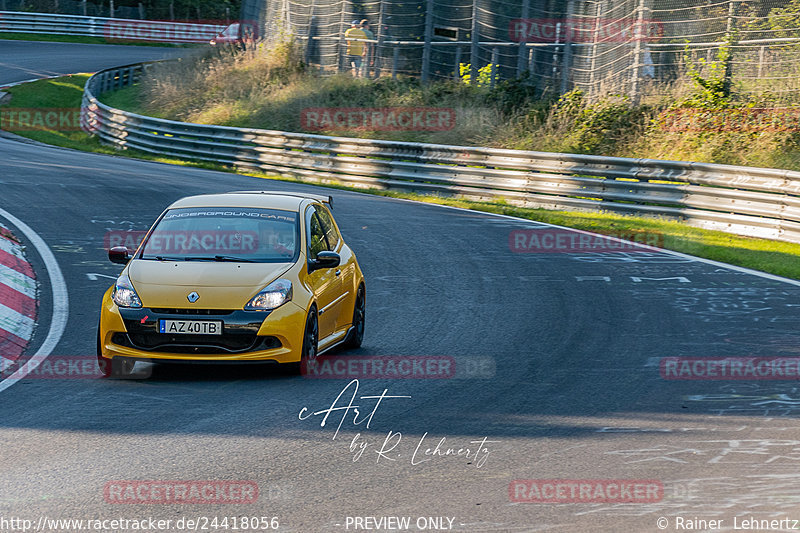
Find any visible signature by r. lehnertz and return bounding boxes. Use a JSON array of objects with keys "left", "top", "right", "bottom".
[{"left": 298, "top": 379, "right": 497, "bottom": 468}]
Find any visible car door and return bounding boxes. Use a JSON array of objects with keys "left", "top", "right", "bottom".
[
  {"left": 305, "top": 205, "right": 343, "bottom": 342},
  {"left": 315, "top": 204, "right": 355, "bottom": 333}
]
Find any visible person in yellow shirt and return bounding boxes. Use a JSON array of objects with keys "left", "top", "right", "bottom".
[{"left": 344, "top": 20, "right": 367, "bottom": 77}]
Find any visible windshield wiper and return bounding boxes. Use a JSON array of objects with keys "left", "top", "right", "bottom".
[
  {"left": 213, "top": 255, "right": 257, "bottom": 263},
  {"left": 183, "top": 255, "right": 257, "bottom": 263}
]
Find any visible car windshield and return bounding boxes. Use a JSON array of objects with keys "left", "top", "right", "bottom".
[{"left": 139, "top": 207, "right": 299, "bottom": 263}]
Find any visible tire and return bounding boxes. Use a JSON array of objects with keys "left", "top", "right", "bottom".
[
  {"left": 96, "top": 326, "right": 134, "bottom": 378},
  {"left": 344, "top": 284, "right": 365, "bottom": 349},
  {"left": 97, "top": 353, "right": 134, "bottom": 378},
  {"left": 298, "top": 305, "right": 319, "bottom": 374}
]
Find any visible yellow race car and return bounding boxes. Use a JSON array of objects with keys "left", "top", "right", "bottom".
[{"left": 97, "top": 191, "right": 365, "bottom": 376}]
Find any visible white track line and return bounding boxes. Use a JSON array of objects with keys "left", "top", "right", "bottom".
[
  {"left": 385, "top": 196, "right": 800, "bottom": 288},
  {"left": 0, "top": 208, "right": 68, "bottom": 393},
  {"left": 0, "top": 74, "right": 65, "bottom": 90}
]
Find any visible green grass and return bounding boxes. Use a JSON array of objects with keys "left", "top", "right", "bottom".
[
  {"left": 102, "top": 84, "right": 152, "bottom": 115},
  {"left": 0, "top": 32, "right": 193, "bottom": 47},
  {"left": 5, "top": 74, "right": 800, "bottom": 280}
]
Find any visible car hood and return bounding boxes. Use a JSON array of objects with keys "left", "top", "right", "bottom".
[{"left": 127, "top": 260, "right": 292, "bottom": 309}]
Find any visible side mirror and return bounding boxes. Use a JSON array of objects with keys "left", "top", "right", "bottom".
[
  {"left": 108, "top": 246, "right": 131, "bottom": 265},
  {"left": 309, "top": 251, "right": 340, "bottom": 272}
]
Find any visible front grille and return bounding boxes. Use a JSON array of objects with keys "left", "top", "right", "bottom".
[
  {"left": 117, "top": 308, "right": 277, "bottom": 355},
  {"left": 150, "top": 308, "right": 235, "bottom": 315},
  {"left": 127, "top": 331, "right": 259, "bottom": 353}
]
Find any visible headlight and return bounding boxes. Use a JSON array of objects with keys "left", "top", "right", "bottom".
[
  {"left": 244, "top": 279, "right": 292, "bottom": 310},
  {"left": 112, "top": 274, "right": 142, "bottom": 308}
]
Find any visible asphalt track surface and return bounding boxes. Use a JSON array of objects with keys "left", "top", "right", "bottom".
[
  {"left": 0, "top": 39, "right": 189, "bottom": 85},
  {"left": 3, "top": 42, "right": 800, "bottom": 533}
]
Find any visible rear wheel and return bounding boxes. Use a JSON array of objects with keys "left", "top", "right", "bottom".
[{"left": 344, "top": 285, "right": 365, "bottom": 349}]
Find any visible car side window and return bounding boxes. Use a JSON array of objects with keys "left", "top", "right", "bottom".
[
  {"left": 315, "top": 205, "right": 340, "bottom": 250},
  {"left": 306, "top": 206, "right": 328, "bottom": 258}
]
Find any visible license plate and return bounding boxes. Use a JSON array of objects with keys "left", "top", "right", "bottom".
[{"left": 159, "top": 319, "right": 223, "bottom": 335}]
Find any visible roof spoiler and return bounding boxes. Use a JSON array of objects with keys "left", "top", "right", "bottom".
[{"left": 226, "top": 190, "right": 333, "bottom": 208}]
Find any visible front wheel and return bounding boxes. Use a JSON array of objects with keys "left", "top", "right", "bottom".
[
  {"left": 344, "top": 285, "right": 365, "bottom": 349},
  {"left": 298, "top": 306, "right": 319, "bottom": 373},
  {"left": 97, "top": 353, "right": 135, "bottom": 378}
]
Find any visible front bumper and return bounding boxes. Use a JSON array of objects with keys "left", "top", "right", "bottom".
[{"left": 99, "top": 288, "right": 306, "bottom": 363}]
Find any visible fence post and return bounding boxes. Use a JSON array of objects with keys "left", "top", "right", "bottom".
[
  {"left": 470, "top": 0, "right": 479, "bottom": 85},
  {"left": 392, "top": 46, "right": 399, "bottom": 79},
  {"left": 304, "top": 16, "right": 317, "bottom": 67},
  {"left": 81, "top": 0, "right": 86, "bottom": 16},
  {"left": 138, "top": 2, "right": 144, "bottom": 19},
  {"left": 454, "top": 46, "right": 462, "bottom": 80},
  {"left": 375, "top": 0, "right": 385, "bottom": 77},
  {"left": 630, "top": 0, "right": 646, "bottom": 104},
  {"left": 169, "top": 1, "right": 174, "bottom": 20},
  {"left": 724, "top": 0, "right": 737, "bottom": 93},
  {"left": 560, "top": 0, "right": 575, "bottom": 95},
  {"left": 421, "top": 0, "right": 434, "bottom": 83},
  {"left": 109, "top": 0, "right": 114, "bottom": 18},
  {"left": 589, "top": 0, "right": 604, "bottom": 99},
  {"left": 338, "top": 8, "right": 347, "bottom": 74},
  {"left": 516, "top": 0, "right": 530, "bottom": 77},
  {"left": 490, "top": 47, "right": 499, "bottom": 88},
  {"left": 550, "top": 22, "right": 561, "bottom": 93},
  {"left": 758, "top": 45, "right": 765, "bottom": 79}
]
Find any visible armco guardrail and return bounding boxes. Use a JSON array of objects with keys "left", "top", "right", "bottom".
[
  {"left": 80, "top": 62, "right": 800, "bottom": 244},
  {"left": 0, "top": 11, "right": 225, "bottom": 42}
]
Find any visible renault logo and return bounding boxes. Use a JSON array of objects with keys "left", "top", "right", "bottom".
[{"left": 187, "top": 291, "right": 200, "bottom": 303}]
